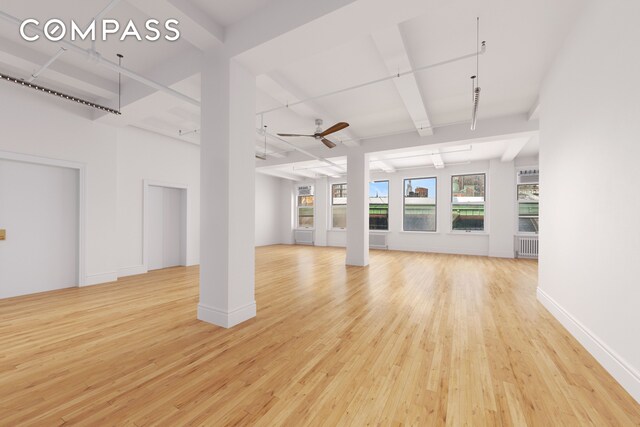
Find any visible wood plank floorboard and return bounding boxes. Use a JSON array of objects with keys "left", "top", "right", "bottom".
[{"left": 0, "top": 245, "right": 639, "bottom": 426}]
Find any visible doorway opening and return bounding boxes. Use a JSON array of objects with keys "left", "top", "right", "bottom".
[{"left": 143, "top": 180, "right": 188, "bottom": 271}]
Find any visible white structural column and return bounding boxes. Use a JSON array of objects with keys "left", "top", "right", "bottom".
[
  {"left": 346, "top": 149, "right": 369, "bottom": 266},
  {"left": 198, "top": 50, "right": 257, "bottom": 328},
  {"left": 314, "top": 177, "right": 328, "bottom": 247}
]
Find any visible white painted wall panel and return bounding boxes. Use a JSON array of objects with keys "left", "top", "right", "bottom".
[
  {"left": 147, "top": 186, "right": 164, "bottom": 271},
  {"left": 0, "top": 160, "right": 78, "bottom": 298},
  {"left": 116, "top": 126, "right": 200, "bottom": 272},
  {"left": 162, "top": 187, "right": 183, "bottom": 268},
  {"left": 255, "top": 173, "right": 285, "bottom": 246},
  {"left": 539, "top": 0, "right": 640, "bottom": 402},
  {"left": 0, "top": 83, "right": 117, "bottom": 284}
]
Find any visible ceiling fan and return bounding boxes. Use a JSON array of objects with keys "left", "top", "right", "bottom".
[{"left": 277, "top": 119, "right": 349, "bottom": 149}]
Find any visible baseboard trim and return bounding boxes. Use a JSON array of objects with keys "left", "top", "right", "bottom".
[
  {"left": 84, "top": 271, "right": 118, "bottom": 286},
  {"left": 537, "top": 288, "right": 640, "bottom": 403},
  {"left": 118, "top": 265, "right": 148, "bottom": 278},
  {"left": 488, "top": 250, "right": 515, "bottom": 259},
  {"left": 391, "top": 245, "right": 488, "bottom": 257},
  {"left": 197, "top": 301, "right": 257, "bottom": 329}
]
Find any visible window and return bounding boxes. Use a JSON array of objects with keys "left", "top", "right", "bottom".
[
  {"left": 451, "top": 174, "right": 485, "bottom": 231},
  {"left": 369, "top": 181, "right": 389, "bottom": 230},
  {"left": 518, "top": 183, "right": 539, "bottom": 233},
  {"left": 403, "top": 177, "right": 437, "bottom": 231},
  {"left": 331, "top": 183, "right": 347, "bottom": 228},
  {"left": 297, "top": 185, "right": 314, "bottom": 228}
]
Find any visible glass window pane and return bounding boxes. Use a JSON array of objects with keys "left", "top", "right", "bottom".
[
  {"left": 332, "top": 183, "right": 347, "bottom": 205},
  {"left": 369, "top": 181, "right": 389, "bottom": 230},
  {"left": 297, "top": 185, "right": 314, "bottom": 228},
  {"left": 517, "top": 184, "right": 539, "bottom": 201},
  {"left": 298, "top": 207, "right": 314, "bottom": 228},
  {"left": 452, "top": 204, "right": 485, "bottom": 231},
  {"left": 332, "top": 183, "right": 347, "bottom": 228},
  {"left": 332, "top": 183, "right": 347, "bottom": 201},
  {"left": 404, "top": 205, "right": 436, "bottom": 231},
  {"left": 518, "top": 202, "right": 539, "bottom": 216},
  {"left": 332, "top": 205, "right": 347, "bottom": 228},
  {"left": 518, "top": 201, "right": 539, "bottom": 233},
  {"left": 298, "top": 195, "right": 314, "bottom": 207},
  {"left": 452, "top": 174, "right": 485, "bottom": 203},
  {"left": 403, "top": 177, "right": 437, "bottom": 231},
  {"left": 518, "top": 217, "right": 539, "bottom": 233}
]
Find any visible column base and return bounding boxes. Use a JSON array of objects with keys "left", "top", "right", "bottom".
[
  {"left": 197, "top": 301, "right": 256, "bottom": 328},
  {"left": 346, "top": 256, "right": 369, "bottom": 267}
]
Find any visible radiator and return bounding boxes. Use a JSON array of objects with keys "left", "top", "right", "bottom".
[
  {"left": 516, "top": 236, "right": 538, "bottom": 258},
  {"left": 294, "top": 230, "right": 314, "bottom": 245},
  {"left": 369, "top": 233, "right": 388, "bottom": 249}
]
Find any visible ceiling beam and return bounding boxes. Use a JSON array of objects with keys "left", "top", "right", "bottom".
[
  {"left": 501, "top": 137, "right": 530, "bottom": 162},
  {"left": 260, "top": 72, "right": 361, "bottom": 147},
  {"left": 230, "top": 0, "right": 437, "bottom": 75},
  {"left": 290, "top": 168, "right": 318, "bottom": 179},
  {"left": 371, "top": 25, "right": 433, "bottom": 136},
  {"left": 371, "top": 159, "right": 396, "bottom": 173},
  {"left": 256, "top": 168, "right": 303, "bottom": 181},
  {"left": 126, "top": 0, "right": 224, "bottom": 50},
  {"left": 528, "top": 98, "right": 540, "bottom": 121},
  {"left": 94, "top": 47, "right": 201, "bottom": 123},
  {"left": 258, "top": 113, "right": 539, "bottom": 168},
  {"left": 255, "top": 137, "right": 289, "bottom": 159}
]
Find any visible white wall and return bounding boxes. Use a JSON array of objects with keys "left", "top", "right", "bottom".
[
  {"left": 0, "top": 82, "right": 201, "bottom": 286},
  {"left": 255, "top": 173, "right": 285, "bottom": 246},
  {"left": 0, "top": 83, "right": 119, "bottom": 285},
  {"left": 538, "top": 0, "right": 640, "bottom": 402},
  {"left": 116, "top": 126, "right": 200, "bottom": 275},
  {"left": 0, "top": 160, "right": 79, "bottom": 298},
  {"left": 290, "top": 159, "right": 526, "bottom": 257}
]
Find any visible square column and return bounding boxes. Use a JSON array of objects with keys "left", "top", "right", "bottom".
[
  {"left": 198, "top": 50, "right": 257, "bottom": 328},
  {"left": 314, "top": 177, "right": 328, "bottom": 246},
  {"left": 346, "top": 149, "right": 369, "bottom": 266}
]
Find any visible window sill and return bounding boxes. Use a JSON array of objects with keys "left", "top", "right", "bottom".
[
  {"left": 369, "top": 230, "right": 391, "bottom": 233},
  {"left": 448, "top": 231, "right": 488, "bottom": 236},
  {"left": 295, "top": 228, "right": 315, "bottom": 231},
  {"left": 329, "top": 228, "right": 346, "bottom": 232},
  {"left": 399, "top": 230, "right": 439, "bottom": 234}
]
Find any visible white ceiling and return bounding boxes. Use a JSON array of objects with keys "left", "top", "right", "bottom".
[
  {"left": 190, "top": 0, "right": 273, "bottom": 27},
  {"left": 0, "top": 0, "right": 583, "bottom": 161},
  {"left": 257, "top": 135, "right": 539, "bottom": 181}
]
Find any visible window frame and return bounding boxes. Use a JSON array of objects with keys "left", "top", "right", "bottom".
[
  {"left": 402, "top": 176, "right": 438, "bottom": 233},
  {"left": 369, "top": 180, "right": 390, "bottom": 231},
  {"left": 450, "top": 173, "right": 487, "bottom": 233},
  {"left": 331, "top": 182, "right": 348, "bottom": 230},
  {"left": 295, "top": 184, "right": 315, "bottom": 230}
]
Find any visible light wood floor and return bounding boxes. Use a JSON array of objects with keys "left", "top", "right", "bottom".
[{"left": 0, "top": 246, "right": 639, "bottom": 426}]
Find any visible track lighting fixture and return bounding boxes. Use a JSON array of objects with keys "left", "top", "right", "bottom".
[
  {"left": 178, "top": 129, "right": 199, "bottom": 137},
  {"left": 0, "top": 71, "right": 121, "bottom": 115}
]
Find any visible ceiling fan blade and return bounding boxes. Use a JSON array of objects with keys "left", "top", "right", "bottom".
[
  {"left": 321, "top": 138, "right": 337, "bottom": 149},
  {"left": 277, "top": 133, "right": 314, "bottom": 137},
  {"left": 319, "top": 122, "right": 349, "bottom": 137}
]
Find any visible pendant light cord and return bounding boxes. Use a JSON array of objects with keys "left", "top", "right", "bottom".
[
  {"left": 476, "top": 17, "right": 480, "bottom": 87},
  {"left": 117, "top": 54, "right": 123, "bottom": 113}
]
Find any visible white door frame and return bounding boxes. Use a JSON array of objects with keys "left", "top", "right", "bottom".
[
  {"left": 143, "top": 179, "right": 189, "bottom": 271},
  {"left": 0, "top": 150, "right": 86, "bottom": 286}
]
